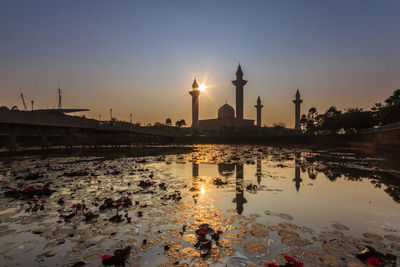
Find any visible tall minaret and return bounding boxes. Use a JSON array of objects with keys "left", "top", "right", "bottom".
[
  {"left": 254, "top": 96, "right": 263, "bottom": 127},
  {"left": 232, "top": 64, "right": 247, "bottom": 120},
  {"left": 292, "top": 89, "right": 303, "bottom": 130},
  {"left": 189, "top": 78, "right": 201, "bottom": 129}
]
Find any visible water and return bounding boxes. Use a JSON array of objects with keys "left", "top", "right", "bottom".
[{"left": 0, "top": 145, "right": 399, "bottom": 266}]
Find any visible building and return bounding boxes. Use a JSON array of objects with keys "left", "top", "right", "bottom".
[
  {"left": 188, "top": 78, "right": 201, "bottom": 129},
  {"left": 254, "top": 96, "right": 263, "bottom": 127},
  {"left": 293, "top": 89, "right": 303, "bottom": 130},
  {"left": 190, "top": 65, "right": 257, "bottom": 131}
]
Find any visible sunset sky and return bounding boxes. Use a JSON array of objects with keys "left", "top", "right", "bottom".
[{"left": 0, "top": 0, "right": 399, "bottom": 127}]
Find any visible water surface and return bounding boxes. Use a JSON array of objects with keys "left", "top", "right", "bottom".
[{"left": 0, "top": 145, "right": 399, "bottom": 266}]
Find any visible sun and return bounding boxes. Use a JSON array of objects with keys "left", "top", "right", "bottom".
[{"left": 199, "top": 84, "right": 207, "bottom": 92}]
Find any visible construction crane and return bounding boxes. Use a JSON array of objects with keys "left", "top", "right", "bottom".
[
  {"left": 17, "top": 87, "right": 89, "bottom": 114},
  {"left": 20, "top": 93, "right": 28, "bottom": 111}
]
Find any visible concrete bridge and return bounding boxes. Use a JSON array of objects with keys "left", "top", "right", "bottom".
[{"left": 0, "top": 110, "right": 176, "bottom": 152}]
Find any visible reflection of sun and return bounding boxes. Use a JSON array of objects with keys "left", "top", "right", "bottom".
[
  {"left": 199, "top": 84, "right": 207, "bottom": 92},
  {"left": 200, "top": 186, "right": 205, "bottom": 194}
]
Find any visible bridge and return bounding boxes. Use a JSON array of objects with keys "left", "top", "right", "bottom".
[{"left": 0, "top": 110, "right": 177, "bottom": 152}]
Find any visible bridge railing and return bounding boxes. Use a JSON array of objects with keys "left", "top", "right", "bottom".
[{"left": 0, "top": 110, "right": 174, "bottom": 137}]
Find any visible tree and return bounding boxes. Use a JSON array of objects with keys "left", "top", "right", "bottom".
[
  {"left": 384, "top": 89, "right": 400, "bottom": 106},
  {"left": 320, "top": 106, "right": 342, "bottom": 133},
  {"left": 165, "top": 118, "right": 172, "bottom": 126},
  {"left": 371, "top": 102, "right": 383, "bottom": 126},
  {"left": 376, "top": 89, "right": 400, "bottom": 125},
  {"left": 175, "top": 119, "right": 186, "bottom": 128},
  {"left": 272, "top": 122, "right": 286, "bottom": 129},
  {"left": 341, "top": 108, "right": 374, "bottom": 133},
  {"left": 153, "top": 122, "right": 164, "bottom": 127},
  {"left": 0, "top": 106, "right": 9, "bottom": 110},
  {"left": 301, "top": 107, "right": 321, "bottom": 133}
]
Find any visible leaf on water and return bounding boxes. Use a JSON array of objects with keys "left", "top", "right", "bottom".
[
  {"left": 332, "top": 223, "right": 349, "bottom": 231},
  {"left": 244, "top": 242, "right": 268, "bottom": 254},
  {"left": 82, "top": 249, "right": 103, "bottom": 261},
  {"left": 264, "top": 210, "right": 272, "bottom": 215},
  {"left": 363, "top": 233, "right": 384, "bottom": 241},
  {"left": 276, "top": 213, "right": 294, "bottom": 220},
  {"left": 384, "top": 234, "right": 400, "bottom": 242}
]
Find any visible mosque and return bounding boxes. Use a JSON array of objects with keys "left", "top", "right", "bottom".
[{"left": 188, "top": 64, "right": 303, "bottom": 131}]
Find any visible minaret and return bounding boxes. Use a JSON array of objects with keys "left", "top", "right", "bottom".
[
  {"left": 292, "top": 89, "right": 303, "bottom": 130},
  {"left": 232, "top": 64, "right": 247, "bottom": 120},
  {"left": 189, "top": 78, "right": 201, "bottom": 129},
  {"left": 254, "top": 96, "right": 263, "bottom": 127}
]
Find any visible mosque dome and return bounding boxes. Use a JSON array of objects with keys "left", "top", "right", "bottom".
[{"left": 218, "top": 103, "right": 235, "bottom": 120}]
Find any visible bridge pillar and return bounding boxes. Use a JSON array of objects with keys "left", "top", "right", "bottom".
[
  {"left": 65, "top": 128, "right": 72, "bottom": 149},
  {"left": 129, "top": 132, "right": 132, "bottom": 148},
  {"left": 41, "top": 126, "right": 48, "bottom": 150},
  {"left": 9, "top": 125, "right": 17, "bottom": 153}
]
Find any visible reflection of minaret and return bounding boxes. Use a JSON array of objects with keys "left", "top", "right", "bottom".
[
  {"left": 293, "top": 153, "right": 303, "bottom": 192},
  {"left": 232, "top": 64, "right": 247, "bottom": 121},
  {"left": 254, "top": 96, "right": 263, "bottom": 127},
  {"left": 189, "top": 78, "right": 201, "bottom": 129},
  {"left": 292, "top": 89, "right": 303, "bottom": 130},
  {"left": 191, "top": 162, "right": 199, "bottom": 204},
  {"left": 192, "top": 162, "right": 199, "bottom": 177},
  {"left": 233, "top": 163, "right": 247, "bottom": 214},
  {"left": 256, "top": 155, "right": 262, "bottom": 185}
]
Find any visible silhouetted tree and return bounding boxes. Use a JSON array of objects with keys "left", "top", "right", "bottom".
[
  {"left": 175, "top": 120, "right": 183, "bottom": 128},
  {"left": 301, "top": 105, "right": 374, "bottom": 134},
  {"left": 341, "top": 108, "right": 374, "bottom": 133},
  {"left": 320, "top": 106, "right": 342, "bottom": 133},
  {"left": 376, "top": 89, "right": 400, "bottom": 125},
  {"left": 272, "top": 122, "right": 286, "bottom": 129},
  {"left": 300, "top": 107, "right": 321, "bottom": 133},
  {"left": 165, "top": 118, "right": 172, "bottom": 126},
  {"left": 174, "top": 119, "right": 187, "bottom": 128},
  {"left": 153, "top": 122, "right": 164, "bottom": 127}
]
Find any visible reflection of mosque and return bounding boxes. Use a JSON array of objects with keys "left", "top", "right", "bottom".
[
  {"left": 191, "top": 162, "right": 249, "bottom": 214},
  {"left": 191, "top": 154, "right": 309, "bottom": 214},
  {"left": 232, "top": 163, "right": 247, "bottom": 215},
  {"left": 293, "top": 153, "right": 319, "bottom": 192},
  {"left": 191, "top": 161, "right": 256, "bottom": 215}
]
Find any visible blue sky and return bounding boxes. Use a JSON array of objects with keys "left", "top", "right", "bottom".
[{"left": 0, "top": 0, "right": 399, "bottom": 126}]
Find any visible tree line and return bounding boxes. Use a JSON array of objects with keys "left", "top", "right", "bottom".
[{"left": 300, "top": 89, "right": 400, "bottom": 134}]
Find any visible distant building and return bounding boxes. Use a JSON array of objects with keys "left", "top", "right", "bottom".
[{"left": 190, "top": 65, "right": 256, "bottom": 131}]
